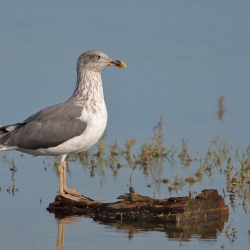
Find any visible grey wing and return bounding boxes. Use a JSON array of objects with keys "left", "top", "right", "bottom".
[
  {"left": 0, "top": 102, "right": 87, "bottom": 150},
  {"left": 23, "top": 102, "right": 84, "bottom": 123}
]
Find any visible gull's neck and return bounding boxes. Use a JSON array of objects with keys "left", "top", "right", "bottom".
[{"left": 68, "top": 69, "right": 105, "bottom": 113}]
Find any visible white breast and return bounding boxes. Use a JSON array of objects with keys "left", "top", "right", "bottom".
[
  {"left": 36, "top": 102, "right": 107, "bottom": 156},
  {"left": 72, "top": 104, "right": 108, "bottom": 153}
]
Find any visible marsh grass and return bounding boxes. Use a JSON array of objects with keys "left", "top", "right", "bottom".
[
  {"left": 1, "top": 111, "right": 250, "bottom": 246},
  {"left": 178, "top": 138, "right": 192, "bottom": 167},
  {"left": 65, "top": 118, "right": 249, "bottom": 217},
  {"left": 1, "top": 117, "right": 250, "bottom": 215}
]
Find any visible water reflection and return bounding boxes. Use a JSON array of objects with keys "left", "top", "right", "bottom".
[
  {"left": 53, "top": 212, "right": 228, "bottom": 249},
  {"left": 97, "top": 215, "right": 229, "bottom": 240},
  {"left": 216, "top": 96, "right": 226, "bottom": 122},
  {"left": 54, "top": 214, "right": 91, "bottom": 250}
]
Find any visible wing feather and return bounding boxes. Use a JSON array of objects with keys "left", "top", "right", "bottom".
[{"left": 0, "top": 102, "right": 87, "bottom": 150}]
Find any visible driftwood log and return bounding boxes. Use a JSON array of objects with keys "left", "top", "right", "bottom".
[{"left": 47, "top": 188, "right": 229, "bottom": 223}]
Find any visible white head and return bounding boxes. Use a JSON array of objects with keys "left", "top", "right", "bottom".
[{"left": 77, "top": 50, "right": 126, "bottom": 72}]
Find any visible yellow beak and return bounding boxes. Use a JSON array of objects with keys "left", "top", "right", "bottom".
[
  {"left": 118, "top": 61, "right": 126, "bottom": 68},
  {"left": 110, "top": 60, "right": 127, "bottom": 68}
]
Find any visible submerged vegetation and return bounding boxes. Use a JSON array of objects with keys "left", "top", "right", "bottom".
[
  {"left": 1, "top": 117, "right": 250, "bottom": 215},
  {"left": 58, "top": 117, "right": 250, "bottom": 215},
  {"left": 1, "top": 115, "right": 250, "bottom": 246}
]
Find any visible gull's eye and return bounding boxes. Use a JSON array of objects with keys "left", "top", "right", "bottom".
[{"left": 94, "top": 55, "right": 100, "bottom": 59}]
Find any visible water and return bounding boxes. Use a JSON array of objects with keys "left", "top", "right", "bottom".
[{"left": 0, "top": 1, "right": 250, "bottom": 249}]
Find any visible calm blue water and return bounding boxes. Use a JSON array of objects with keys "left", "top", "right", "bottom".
[{"left": 0, "top": 1, "right": 250, "bottom": 249}]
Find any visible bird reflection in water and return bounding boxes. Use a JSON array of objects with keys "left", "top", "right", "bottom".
[{"left": 56, "top": 215, "right": 82, "bottom": 250}]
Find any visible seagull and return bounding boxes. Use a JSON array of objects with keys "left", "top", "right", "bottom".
[{"left": 0, "top": 50, "right": 126, "bottom": 201}]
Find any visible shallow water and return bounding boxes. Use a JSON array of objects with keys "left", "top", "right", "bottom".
[{"left": 0, "top": 1, "right": 250, "bottom": 249}]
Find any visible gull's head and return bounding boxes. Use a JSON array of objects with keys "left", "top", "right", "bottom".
[{"left": 77, "top": 50, "right": 126, "bottom": 72}]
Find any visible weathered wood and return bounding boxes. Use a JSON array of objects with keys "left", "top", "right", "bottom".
[{"left": 47, "top": 188, "right": 229, "bottom": 223}]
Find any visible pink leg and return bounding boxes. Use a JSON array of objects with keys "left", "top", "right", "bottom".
[
  {"left": 58, "top": 161, "right": 81, "bottom": 201},
  {"left": 62, "top": 162, "right": 81, "bottom": 196}
]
